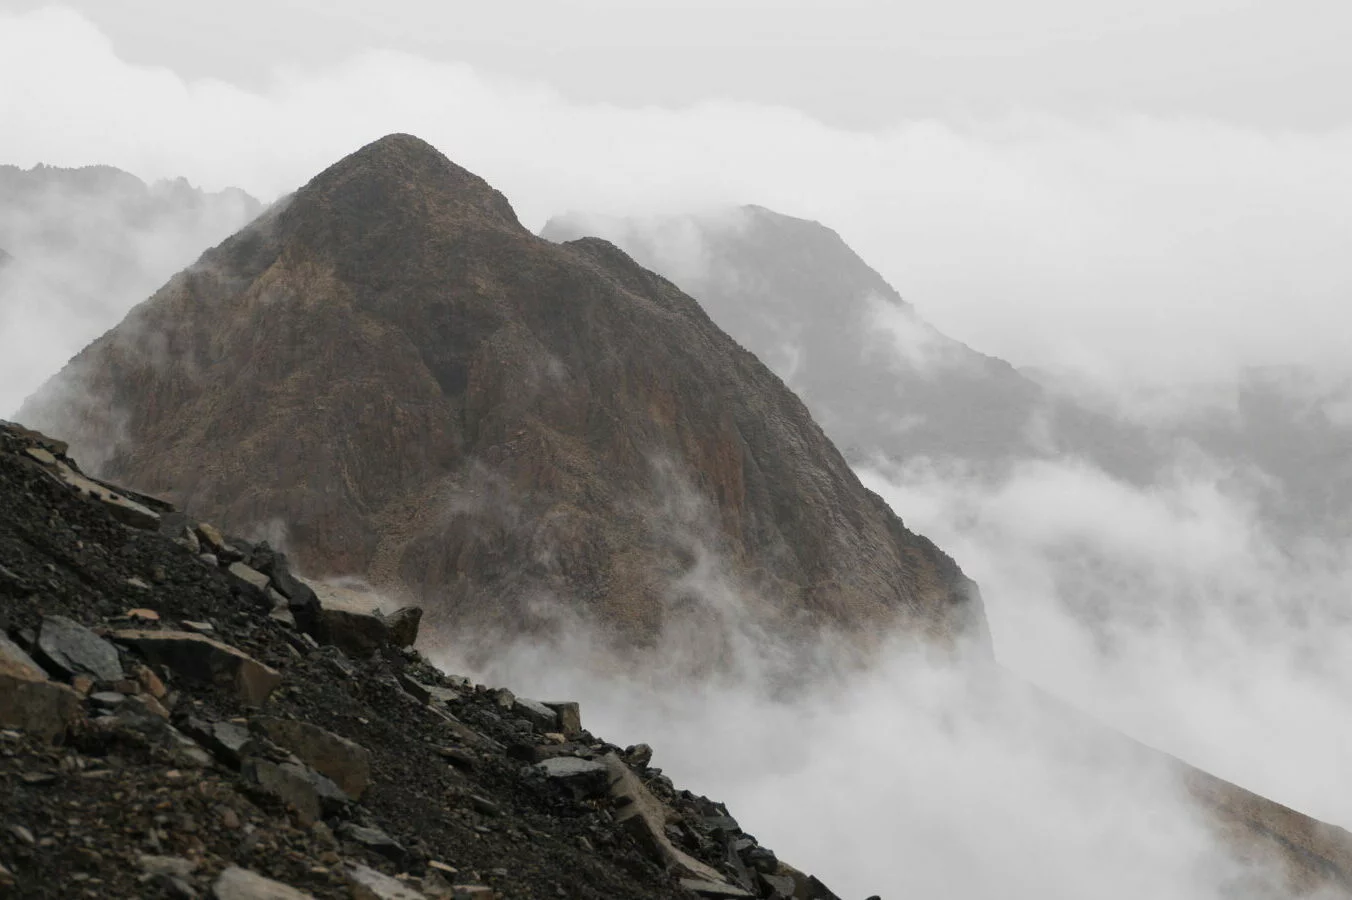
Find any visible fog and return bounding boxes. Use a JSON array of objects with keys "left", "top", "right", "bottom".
[
  {"left": 6, "top": 5, "right": 1352, "bottom": 897},
  {"left": 7, "top": 7, "right": 1352, "bottom": 407},
  {"left": 0, "top": 165, "right": 258, "bottom": 414}
]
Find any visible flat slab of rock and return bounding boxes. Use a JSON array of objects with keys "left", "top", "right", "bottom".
[
  {"left": 211, "top": 865, "right": 315, "bottom": 899},
  {"left": 55, "top": 462, "right": 160, "bottom": 530},
  {"left": 513, "top": 696, "right": 559, "bottom": 732},
  {"left": 254, "top": 716, "right": 371, "bottom": 799},
  {"left": 680, "top": 879, "right": 756, "bottom": 898},
  {"left": 535, "top": 756, "right": 610, "bottom": 799},
  {"left": 398, "top": 675, "right": 462, "bottom": 707},
  {"left": 345, "top": 862, "right": 424, "bottom": 900},
  {"left": 241, "top": 758, "right": 346, "bottom": 827},
  {"left": 36, "top": 615, "right": 123, "bottom": 682},
  {"left": 337, "top": 823, "right": 408, "bottom": 865},
  {"left": 182, "top": 717, "right": 254, "bottom": 766},
  {"left": 305, "top": 582, "right": 390, "bottom": 657},
  {"left": 0, "top": 659, "right": 82, "bottom": 741},
  {"left": 601, "top": 753, "right": 727, "bottom": 884},
  {"left": 227, "top": 562, "right": 271, "bottom": 596},
  {"left": 114, "top": 630, "right": 281, "bottom": 706}
]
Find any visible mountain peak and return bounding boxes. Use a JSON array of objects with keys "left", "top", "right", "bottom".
[{"left": 290, "top": 133, "right": 521, "bottom": 238}]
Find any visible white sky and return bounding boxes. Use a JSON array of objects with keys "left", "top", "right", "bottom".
[{"left": 4, "top": 0, "right": 1351, "bottom": 130}]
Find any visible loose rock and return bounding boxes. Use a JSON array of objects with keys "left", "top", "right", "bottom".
[
  {"left": 211, "top": 864, "right": 315, "bottom": 899},
  {"left": 0, "top": 659, "right": 82, "bottom": 740},
  {"left": 253, "top": 716, "right": 372, "bottom": 799},
  {"left": 345, "top": 862, "right": 424, "bottom": 900},
  {"left": 35, "top": 614, "right": 123, "bottom": 682},
  {"left": 113, "top": 630, "right": 281, "bottom": 706}
]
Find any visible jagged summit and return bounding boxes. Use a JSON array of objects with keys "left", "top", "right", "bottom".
[
  {"left": 21, "top": 136, "right": 986, "bottom": 653},
  {"left": 285, "top": 133, "right": 522, "bottom": 240}
]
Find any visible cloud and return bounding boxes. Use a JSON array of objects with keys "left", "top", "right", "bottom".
[
  {"left": 858, "top": 454, "right": 1352, "bottom": 831},
  {"left": 6, "top": 9, "right": 1352, "bottom": 895},
  {"left": 0, "top": 161, "right": 258, "bottom": 415},
  {"left": 6, "top": 7, "right": 1352, "bottom": 406}
]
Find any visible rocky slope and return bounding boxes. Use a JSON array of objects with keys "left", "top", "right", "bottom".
[
  {"left": 4, "top": 421, "right": 1352, "bottom": 897},
  {"left": 18, "top": 135, "right": 985, "bottom": 652},
  {"left": 0, "top": 420, "right": 857, "bottom": 899}
]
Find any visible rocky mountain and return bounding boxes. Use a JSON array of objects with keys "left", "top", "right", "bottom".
[
  {"left": 543, "top": 207, "right": 1045, "bottom": 468},
  {"left": 542, "top": 208, "right": 1352, "bottom": 529},
  {"left": 17, "top": 135, "right": 985, "bottom": 653},
  {"left": 0, "top": 163, "right": 262, "bottom": 416},
  {"left": 0, "top": 420, "right": 854, "bottom": 899}
]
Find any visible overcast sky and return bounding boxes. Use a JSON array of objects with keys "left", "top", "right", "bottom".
[{"left": 5, "top": 0, "right": 1352, "bottom": 131}]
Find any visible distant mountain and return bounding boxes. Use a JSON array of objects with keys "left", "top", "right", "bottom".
[
  {"left": 19, "top": 135, "right": 986, "bottom": 652},
  {"left": 542, "top": 208, "right": 1352, "bottom": 534},
  {"left": 541, "top": 207, "right": 1165, "bottom": 482},
  {"left": 0, "top": 162, "right": 262, "bottom": 415}
]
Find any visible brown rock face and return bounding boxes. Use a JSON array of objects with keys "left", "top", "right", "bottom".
[{"left": 21, "top": 134, "right": 985, "bottom": 651}]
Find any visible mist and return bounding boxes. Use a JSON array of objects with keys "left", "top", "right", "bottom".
[
  {"left": 0, "top": 163, "right": 259, "bottom": 415},
  {"left": 6, "top": 5, "right": 1352, "bottom": 898},
  {"left": 7, "top": 7, "right": 1352, "bottom": 407}
]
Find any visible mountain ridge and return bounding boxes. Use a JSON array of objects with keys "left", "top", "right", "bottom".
[{"left": 20, "top": 134, "right": 987, "bottom": 655}]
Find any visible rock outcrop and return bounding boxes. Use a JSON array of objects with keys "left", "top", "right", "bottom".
[{"left": 19, "top": 134, "right": 985, "bottom": 652}]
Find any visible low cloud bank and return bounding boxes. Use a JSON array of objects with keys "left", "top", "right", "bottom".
[{"left": 859, "top": 454, "right": 1352, "bottom": 831}]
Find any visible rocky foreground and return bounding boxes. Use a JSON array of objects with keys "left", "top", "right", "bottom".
[{"left": 0, "top": 420, "right": 856, "bottom": 900}]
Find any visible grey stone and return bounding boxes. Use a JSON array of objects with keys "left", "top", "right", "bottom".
[
  {"left": 139, "top": 854, "right": 197, "bottom": 878},
  {"left": 241, "top": 757, "right": 347, "bottom": 827},
  {"left": 6, "top": 824, "right": 35, "bottom": 846},
  {"left": 383, "top": 606, "right": 422, "bottom": 647},
  {"left": 534, "top": 756, "right": 610, "bottom": 800},
  {"left": 0, "top": 658, "right": 83, "bottom": 740},
  {"left": 164, "top": 727, "right": 215, "bottom": 768},
  {"left": 227, "top": 562, "right": 270, "bottom": 596},
  {"left": 344, "top": 863, "right": 423, "bottom": 900},
  {"left": 211, "top": 865, "right": 314, "bottom": 899},
  {"left": 512, "top": 696, "right": 559, "bottom": 732},
  {"left": 624, "top": 742, "right": 653, "bottom": 768},
  {"left": 182, "top": 717, "right": 253, "bottom": 766},
  {"left": 449, "top": 887, "right": 493, "bottom": 900},
  {"left": 36, "top": 615, "right": 123, "bottom": 682},
  {"left": 55, "top": 462, "right": 160, "bottom": 530},
  {"left": 397, "top": 674, "right": 462, "bottom": 706},
  {"left": 113, "top": 630, "right": 281, "bottom": 706},
  {"left": 679, "top": 880, "right": 755, "bottom": 898},
  {"left": 253, "top": 716, "right": 371, "bottom": 799},
  {"left": 758, "top": 873, "right": 797, "bottom": 900},
  {"left": 337, "top": 822, "right": 408, "bottom": 865},
  {"left": 543, "top": 701, "right": 582, "bottom": 736}
]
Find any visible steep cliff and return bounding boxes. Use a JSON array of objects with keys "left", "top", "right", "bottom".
[{"left": 20, "top": 135, "right": 986, "bottom": 652}]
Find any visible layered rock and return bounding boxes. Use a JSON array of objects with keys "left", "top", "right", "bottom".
[{"left": 20, "top": 135, "right": 985, "bottom": 651}]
